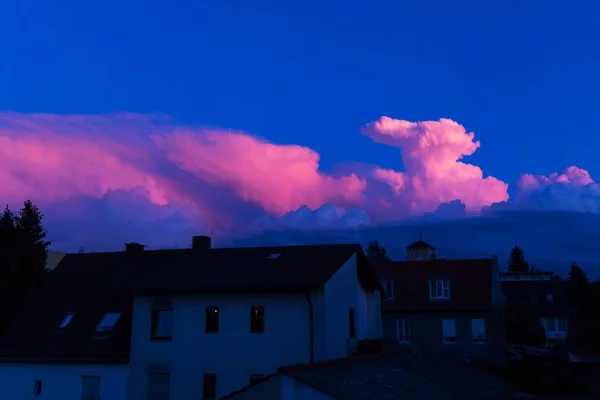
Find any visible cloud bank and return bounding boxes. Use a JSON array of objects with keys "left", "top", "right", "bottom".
[{"left": 0, "top": 111, "right": 597, "bottom": 252}]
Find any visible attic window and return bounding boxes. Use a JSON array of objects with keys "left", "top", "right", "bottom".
[
  {"left": 95, "top": 312, "right": 122, "bottom": 332},
  {"left": 57, "top": 313, "right": 75, "bottom": 329},
  {"left": 267, "top": 253, "right": 281, "bottom": 259}
]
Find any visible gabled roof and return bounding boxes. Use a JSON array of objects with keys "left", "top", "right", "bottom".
[
  {"left": 134, "top": 244, "right": 381, "bottom": 295},
  {"left": 405, "top": 240, "right": 435, "bottom": 250},
  {"left": 221, "top": 350, "right": 512, "bottom": 399},
  {"left": 374, "top": 259, "right": 493, "bottom": 311},
  {"left": 0, "top": 249, "right": 187, "bottom": 363},
  {"left": 0, "top": 243, "right": 380, "bottom": 363}
]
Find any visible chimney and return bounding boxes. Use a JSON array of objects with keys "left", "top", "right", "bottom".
[
  {"left": 125, "top": 242, "right": 146, "bottom": 253},
  {"left": 192, "top": 235, "right": 211, "bottom": 250}
]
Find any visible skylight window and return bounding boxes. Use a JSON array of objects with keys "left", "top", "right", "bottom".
[
  {"left": 267, "top": 253, "right": 281, "bottom": 259},
  {"left": 95, "top": 312, "right": 122, "bottom": 332},
  {"left": 57, "top": 313, "right": 75, "bottom": 329}
]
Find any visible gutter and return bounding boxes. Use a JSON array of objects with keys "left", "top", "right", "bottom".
[{"left": 305, "top": 292, "right": 314, "bottom": 364}]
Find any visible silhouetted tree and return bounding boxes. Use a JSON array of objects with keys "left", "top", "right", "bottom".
[
  {"left": 366, "top": 240, "right": 391, "bottom": 264},
  {"left": 508, "top": 245, "right": 529, "bottom": 272},
  {"left": 0, "top": 201, "right": 51, "bottom": 333}
]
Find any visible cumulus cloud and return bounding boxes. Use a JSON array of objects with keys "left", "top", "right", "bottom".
[{"left": 0, "top": 111, "right": 597, "bottom": 251}]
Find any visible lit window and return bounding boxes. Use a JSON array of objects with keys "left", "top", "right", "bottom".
[
  {"left": 57, "top": 313, "right": 75, "bottom": 329},
  {"left": 95, "top": 312, "right": 122, "bottom": 332},
  {"left": 442, "top": 319, "right": 457, "bottom": 344},
  {"left": 380, "top": 280, "right": 395, "bottom": 300},
  {"left": 429, "top": 280, "right": 450, "bottom": 299},
  {"left": 471, "top": 319, "right": 486, "bottom": 344},
  {"left": 396, "top": 319, "right": 410, "bottom": 343},
  {"left": 250, "top": 307, "right": 265, "bottom": 333}
]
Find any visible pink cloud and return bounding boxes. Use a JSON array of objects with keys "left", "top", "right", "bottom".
[
  {"left": 361, "top": 117, "right": 509, "bottom": 214},
  {"left": 518, "top": 166, "right": 594, "bottom": 191}
]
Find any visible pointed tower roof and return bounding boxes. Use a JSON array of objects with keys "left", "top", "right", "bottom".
[{"left": 405, "top": 232, "right": 435, "bottom": 250}]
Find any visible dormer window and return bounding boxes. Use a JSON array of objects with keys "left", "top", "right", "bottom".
[
  {"left": 95, "top": 312, "right": 122, "bottom": 333},
  {"left": 57, "top": 313, "right": 75, "bottom": 329},
  {"left": 380, "top": 280, "right": 395, "bottom": 300},
  {"left": 429, "top": 280, "right": 450, "bottom": 300}
]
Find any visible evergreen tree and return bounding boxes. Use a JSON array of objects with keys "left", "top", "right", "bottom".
[
  {"left": 366, "top": 240, "right": 391, "bottom": 264},
  {"left": 507, "top": 245, "right": 529, "bottom": 272},
  {"left": 568, "top": 262, "right": 588, "bottom": 286},
  {"left": 0, "top": 205, "right": 16, "bottom": 285}
]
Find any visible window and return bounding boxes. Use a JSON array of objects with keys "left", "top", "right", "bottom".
[
  {"left": 429, "top": 280, "right": 450, "bottom": 299},
  {"left": 349, "top": 308, "right": 356, "bottom": 339},
  {"left": 380, "top": 280, "right": 395, "bottom": 300},
  {"left": 531, "top": 294, "right": 538, "bottom": 304},
  {"left": 543, "top": 316, "right": 568, "bottom": 333},
  {"left": 471, "top": 319, "right": 486, "bottom": 344},
  {"left": 249, "top": 374, "right": 264, "bottom": 385},
  {"left": 33, "top": 380, "right": 42, "bottom": 396},
  {"left": 151, "top": 300, "right": 173, "bottom": 340},
  {"left": 205, "top": 307, "right": 219, "bottom": 333},
  {"left": 267, "top": 253, "right": 280, "bottom": 259},
  {"left": 546, "top": 293, "right": 554, "bottom": 303},
  {"left": 442, "top": 319, "right": 457, "bottom": 344},
  {"left": 203, "top": 373, "right": 217, "bottom": 399},
  {"left": 396, "top": 319, "right": 410, "bottom": 343},
  {"left": 250, "top": 307, "right": 265, "bottom": 333},
  {"left": 95, "top": 312, "right": 121, "bottom": 332},
  {"left": 81, "top": 375, "right": 100, "bottom": 400},
  {"left": 148, "top": 372, "right": 170, "bottom": 400},
  {"left": 57, "top": 313, "right": 75, "bottom": 329}
]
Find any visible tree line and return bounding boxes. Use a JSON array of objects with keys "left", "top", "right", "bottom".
[{"left": 0, "top": 200, "right": 50, "bottom": 333}]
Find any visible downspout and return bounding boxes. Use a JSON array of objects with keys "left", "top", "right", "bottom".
[{"left": 305, "top": 292, "right": 314, "bottom": 364}]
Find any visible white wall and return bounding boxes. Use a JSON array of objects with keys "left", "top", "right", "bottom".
[
  {"left": 128, "top": 293, "right": 312, "bottom": 400},
  {"left": 281, "top": 376, "right": 335, "bottom": 400},
  {"left": 0, "top": 363, "right": 128, "bottom": 400}
]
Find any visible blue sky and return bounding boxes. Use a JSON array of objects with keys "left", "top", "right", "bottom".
[
  {"left": 2, "top": 0, "right": 600, "bottom": 188},
  {"left": 2, "top": 1, "right": 600, "bottom": 274}
]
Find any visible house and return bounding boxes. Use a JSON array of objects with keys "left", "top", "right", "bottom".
[
  {"left": 374, "top": 240, "right": 505, "bottom": 364},
  {"left": 0, "top": 235, "right": 383, "bottom": 400},
  {"left": 500, "top": 270, "right": 555, "bottom": 281},
  {"left": 127, "top": 239, "right": 383, "bottom": 400},
  {"left": 219, "top": 350, "right": 513, "bottom": 400},
  {"left": 0, "top": 243, "right": 186, "bottom": 400},
  {"left": 501, "top": 279, "right": 571, "bottom": 344}
]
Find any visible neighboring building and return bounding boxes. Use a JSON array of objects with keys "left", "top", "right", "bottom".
[
  {"left": 374, "top": 240, "right": 505, "bottom": 364},
  {"left": 405, "top": 239, "right": 435, "bottom": 261},
  {"left": 128, "top": 240, "right": 383, "bottom": 400},
  {"left": 220, "top": 350, "right": 513, "bottom": 400},
  {"left": 502, "top": 279, "right": 572, "bottom": 344},
  {"left": 0, "top": 243, "right": 185, "bottom": 400},
  {"left": 500, "top": 270, "right": 554, "bottom": 281}
]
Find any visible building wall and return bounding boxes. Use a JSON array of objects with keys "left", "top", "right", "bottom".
[
  {"left": 0, "top": 363, "right": 128, "bottom": 400},
  {"left": 382, "top": 312, "right": 504, "bottom": 363},
  {"left": 128, "top": 293, "right": 312, "bottom": 400},
  {"left": 226, "top": 375, "right": 336, "bottom": 400}
]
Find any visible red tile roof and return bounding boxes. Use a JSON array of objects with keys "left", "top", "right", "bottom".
[{"left": 374, "top": 259, "right": 493, "bottom": 311}]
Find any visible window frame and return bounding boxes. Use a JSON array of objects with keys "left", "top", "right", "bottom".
[
  {"left": 348, "top": 308, "right": 356, "bottom": 339},
  {"left": 380, "top": 280, "right": 395, "bottom": 300},
  {"left": 250, "top": 306, "right": 265, "bottom": 333},
  {"left": 429, "top": 280, "right": 451, "bottom": 300},
  {"left": 151, "top": 300, "right": 174, "bottom": 341},
  {"left": 203, "top": 373, "right": 217, "bottom": 400},
  {"left": 441, "top": 318, "right": 457, "bottom": 344},
  {"left": 470, "top": 318, "right": 487, "bottom": 344},
  {"left": 396, "top": 319, "right": 410, "bottom": 343},
  {"left": 205, "top": 307, "right": 219, "bottom": 333}
]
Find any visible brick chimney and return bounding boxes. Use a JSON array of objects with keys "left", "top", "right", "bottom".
[
  {"left": 192, "top": 235, "right": 211, "bottom": 250},
  {"left": 125, "top": 242, "right": 146, "bottom": 253}
]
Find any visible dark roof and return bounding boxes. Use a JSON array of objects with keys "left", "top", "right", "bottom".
[
  {"left": 375, "top": 259, "right": 494, "bottom": 311},
  {"left": 221, "top": 350, "right": 512, "bottom": 399},
  {"left": 0, "top": 243, "right": 380, "bottom": 363},
  {"left": 0, "top": 249, "right": 187, "bottom": 363},
  {"left": 501, "top": 280, "right": 572, "bottom": 315},
  {"left": 405, "top": 240, "right": 435, "bottom": 250},
  {"left": 134, "top": 244, "right": 381, "bottom": 295}
]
